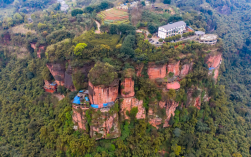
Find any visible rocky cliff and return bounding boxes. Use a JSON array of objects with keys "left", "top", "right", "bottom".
[
  {"left": 167, "top": 61, "right": 180, "bottom": 76},
  {"left": 46, "top": 63, "right": 65, "bottom": 86},
  {"left": 72, "top": 104, "right": 88, "bottom": 130},
  {"left": 148, "top": 63, "right": 166, "bottom": 80},
  {"left": 90, "top": 108, "right": 120, "bottom": 140},
  {"left": 121, "top": 78, "right": 135, "bottom": 98},
  {"left": 180, "top": 63, "right": 193, "bottom": 77},
  {"left": 120, "top": 98, "right": 146, "bottom": 120},
  {"left": 88, "top": 81, "right": 119, "bottom": 105},
  {"left": 71, "top": 51, "right": 222, "bottom": 140}
]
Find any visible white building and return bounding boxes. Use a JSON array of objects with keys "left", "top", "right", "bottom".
[
  {"left": 158, "top": 21, "right": 186, "bottom": 39},
  {"left": 199, "top": 34, "right": 218, "bottom": 45}
]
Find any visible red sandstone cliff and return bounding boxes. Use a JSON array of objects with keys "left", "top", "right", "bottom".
[
  {"left": 121, "top": 78, "right": 135, "bottom": 98},
  {"left": 147, "top": 63, "right": 166, "bottom": 80},
  {"left": 159, "top": 101, "right": 179, "bottom": 127},
  {"left": 72, "top": 104, "right": 88, "bottom": 130},
  {"left": 206, "top": 54, "right": 222, "bottom": 81},
  {"left": 88, "top": 81, "right": 119, "bottom": 104},
  {"left": 167, "top": 81, "right": 180, "bottom": 90},
  {"left": 90, "top": 110, "right": 120, "bottom": 140},
  {"left": 148, "top": 103, "right": 163, "bottom": 129},
  {"left": 167, "top": 61, "right": 180, "bottom": 76},
  {"left": 120, "top": 98, "right": 146, "bottom": 120},
  {"left": 180, "top": 63, "right": 193, "bottom": 77},
  {"left": 46, "top": 63, "right": 65, "bottom": 86}
]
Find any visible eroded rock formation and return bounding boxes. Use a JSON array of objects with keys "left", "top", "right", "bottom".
[
  {"left": 88, "top": 81, "right": 119, "bottom": 105},
  {"left": 167, "top": 81, "right": 180, "bottom": 90},
  {"left": 72, "top": 104, "right": 88, "bottom": 130},
  {"left": 167, "top": 61, "right": 180, "bottom": 76},
  {"left": 160, "top": 101, "right": 179, "bottom": 127},
  {"left": 90, "top": 109, "right": 120, "bottom": 140},
  {"left": 65, "top": 64, "right": 75, "bottom": 91},
  {"left": 46, "top": 63, "right": 65, "bottom": 86},
  {"left": 148, "top": 63, "right": 166, "bottom": 80},
  {"left": 180, "top": 63, "right": 193, "bottom": 77},
  {"left": 121, "top": 78, "right": 135, "bottom": 98},
  {"left": 120, "top": 98, "right": 146, "bottom": 120}
]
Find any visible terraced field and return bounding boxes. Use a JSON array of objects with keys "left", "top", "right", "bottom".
[{"left": 97, "top": 8, "right": 130, "bottom": 25}]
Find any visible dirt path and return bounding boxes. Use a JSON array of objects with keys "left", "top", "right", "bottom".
[{"left": 95, "top": 20, "right": 101, "bottom": 34}]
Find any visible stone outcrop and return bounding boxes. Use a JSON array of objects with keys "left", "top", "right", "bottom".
[
  {"left": 148, "top": 103, "right": 163, "bottom": 129},
  {"left": 65, "top": 64, "right": 76, "bottom": 91},
  {"left": 206, "top": 54, "right": 222, "bottom": 81},
  {"left": 180, "top": 63, "right": 193, "bottom": 77},
  {"left": 167, "top": 81, "right": 180, "bottom": 90},
  {"left": 160, "top": 101, "right": 179, "bottom": 127},
  {"left": 186, "top": 88, "right": 201, "bottom": 109},
  {"left": 46, "top": 63, "right": 65, "bottom": 86},
  {"left": 120, "top": 98, "right": 146, "bottom": 120},
  {"left": 206, "top": 54, "right": 222, "bottom": 69},
  {"left": 167, "top": 61, "right": 180, "bottom": 76},
  {"left": 121, "top": 78, "right": 135, "bottom": 98},
  {"left": 147, "top": 63, "right": 166, "bottom": 80},
  {"left": 72, "top": 104, "right": 88, "bottom": 130},
  {"left": 88, "top": 81, "right": 119, "bottom": 105},
  {"left": 90, "top": 109, "right": 120, "bottom": 140}
]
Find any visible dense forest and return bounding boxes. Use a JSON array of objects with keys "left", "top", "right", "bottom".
[{"left": 0, "top": 0, "right": 250, "bottom": 156}]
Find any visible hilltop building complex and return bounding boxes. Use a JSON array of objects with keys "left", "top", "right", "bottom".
[{"left": 158, "top": 21, "right": 186, "bottom": 39}]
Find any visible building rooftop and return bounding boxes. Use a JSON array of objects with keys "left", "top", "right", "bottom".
[
  {"left": 160, "top": 21, "right": 186, "bottom": 31},
  {"left": 195, "top": 31, "right": 205, "bottom": 35},
  {"left": 200, "top": 34, "right": 217, "bottom": 41}
]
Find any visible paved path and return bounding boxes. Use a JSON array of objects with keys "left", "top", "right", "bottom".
[{"left": 95, "top": 20, "right": 101, "bottom": 34}]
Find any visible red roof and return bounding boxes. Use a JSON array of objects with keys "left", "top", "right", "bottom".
[{"left": 167, "top": 81, "right": 180, "bottom": 90}]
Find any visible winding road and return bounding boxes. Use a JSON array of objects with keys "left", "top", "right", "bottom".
[{"left": 95, "top": 20, "right": 101, "bottom": 34}]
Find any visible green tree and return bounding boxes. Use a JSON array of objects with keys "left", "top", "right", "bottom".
[{"left": 74, "top": 43, "right": 87, "bottom": 56}]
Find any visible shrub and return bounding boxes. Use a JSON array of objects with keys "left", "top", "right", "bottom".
[
  {"left": 159, "top": 38, "right": 163, "bottom": 42},
  {"left": 147, "top": 34, "right": 152, "bottom": 38},
  {"left": 88, "top": 62, "right": 118, "bottom": 86}
]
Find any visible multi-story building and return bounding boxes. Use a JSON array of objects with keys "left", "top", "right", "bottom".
[{"left": 158, "top": 21, "right": 186, "bottom": 39}]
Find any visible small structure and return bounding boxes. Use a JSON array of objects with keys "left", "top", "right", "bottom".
[
  {"left": 73, "top": 90, "right": 90, "bottom": 108},
  {"left": 199, "top": 34, "right": 218, "bottom": 45},
  {"left": 195, "top": 31, "right": 205, "bottom": 36},
  {"left": 187, "top": 26, "right": 194, "bottom": 32},
  {"left": 44, "top": 81, "right": 57, "bottom": 93},
  {"left": 158, "top": 21, "right": 186, "bottom": 39}
]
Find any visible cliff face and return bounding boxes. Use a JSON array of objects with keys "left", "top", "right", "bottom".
[
  {"left": 72, "top": 104, "right": 88, "bottom": 130},
  {"left": 167, "top": 81, "right": 180, "bottom": 90},
  {"left": 120, "top": 98, "right": 146, "bottom": 120},
  {"left": 180, "top": 63, "right": 193, "bottom": 77},
  {"left": 121, "top": 78, "right": 135, "bottom": 98},
  {"left": 206, "top": 54, "right": 222, "bottom": 81},
  {"left": 147, "top": 63, "right": 166, "bottom": 80},
  {"left": 148, "top": 103, "right": 163, "bottom": 129},
  {"left": 46, "top": 63, "right": 65, "bottom": 86},
  {"left": 167, "top": 61, "right": 180, "bottom": 76},
  {"left": 88, "top": 81, "right": 119, "bottom": 105},
  {"left": 160, "top": 101, "right": 179, "bottom": 127},
  {"left": 90, "top": 109, "right": 120, "bottom": 140},
  {"left": 65, "top": 64, "right": 76, "bottom": 91}
]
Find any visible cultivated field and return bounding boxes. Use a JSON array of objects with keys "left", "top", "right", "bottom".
[{"left": 97, "top": 8, "right": 129, "bottom": 25}]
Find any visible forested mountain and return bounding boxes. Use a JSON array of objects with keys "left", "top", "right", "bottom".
[{"left": 0, "top": 0, "right": 250, "bottom": 156}]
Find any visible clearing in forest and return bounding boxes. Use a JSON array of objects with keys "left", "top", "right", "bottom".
[
  {"left": 11, "top": 24, "right": 36, "bottom": 34},
  {"left": 97, "top": 8, "right": 129, "bottom": 25}
]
